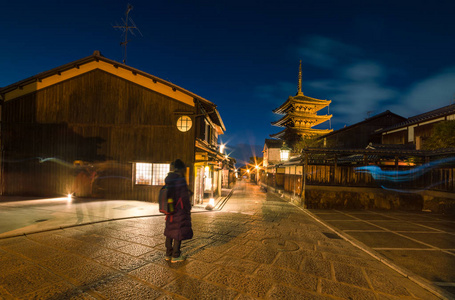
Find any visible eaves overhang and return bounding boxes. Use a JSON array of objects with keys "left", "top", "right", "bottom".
[{"left": 0, "top": 51, "right": 217, "bottom": 110}]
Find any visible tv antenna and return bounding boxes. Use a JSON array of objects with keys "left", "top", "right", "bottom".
[{"left": 113, "top": 4, "right": 142, "bottom": 64}]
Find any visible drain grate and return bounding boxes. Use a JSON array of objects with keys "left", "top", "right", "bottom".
[
  {"left": 35, "top": 219, "right": 48, "bottom": 223},
  {"left": 322, "top": 232, "right": 342, "bottom": 239}
]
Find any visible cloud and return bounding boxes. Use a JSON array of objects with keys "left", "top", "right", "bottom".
[
  {"left": 261, "top": 35, "right": 455, "bottom": 131},
  {"left": 295, "top": 35, "right": 362, "bottom": 69},
  {"left": 392, "top": 67, "right": 455, "bottom": 117},
  {"left": 306, "top": 61, "right": 399, "bottom": 126},
  {"left": 343, "top": 61, "right": 386, "bottom": 82},
  {"left": 254, "top": 81, "right": 295, "bottom": 104}
]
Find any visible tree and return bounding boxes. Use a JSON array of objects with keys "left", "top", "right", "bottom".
[
  {"left": 422, "top": 121, "right": 455, "bottom": 150},
  {"left": 293, "top": 136, "right": 323, "bottom": 153}
]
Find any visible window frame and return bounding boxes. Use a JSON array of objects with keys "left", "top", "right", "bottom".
[{"left": 134, "top": 162, "right": 170, "bottom": 186}]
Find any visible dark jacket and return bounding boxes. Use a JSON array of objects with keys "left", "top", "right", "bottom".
[{"left": 163, "top": 171, "right": 193, "bottom": 241}]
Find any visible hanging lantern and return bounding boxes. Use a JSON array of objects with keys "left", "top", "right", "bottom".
[{"left": 280, "top": 142, "right": 291, "bottom": 161}]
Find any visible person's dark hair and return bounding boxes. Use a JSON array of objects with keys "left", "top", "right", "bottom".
[{"left": 174, "top": 159, "right": 185, "bottom": 170}]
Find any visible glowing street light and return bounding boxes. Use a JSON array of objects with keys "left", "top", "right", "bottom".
[
  {"left": 255, "top": 165, "right": 260, "bottom": 183},
  {"left": 280, "top": 142, "right": 291, "bottom": 162}
]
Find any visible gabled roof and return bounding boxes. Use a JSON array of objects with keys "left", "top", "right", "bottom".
[
  {"left": 0, "top": 50, "right": 225, "bottom": 131},
  {"left": 379, "top": 104, "right": 455, "bottom": 133},
  {"left": 264, "top": 138, "right": 283, "bottom": 149},
  {"left": 318, "top": 110, "right": 406, "bottom": 139}
]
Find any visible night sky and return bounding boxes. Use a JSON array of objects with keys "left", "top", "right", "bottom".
[{"left": 1, "top": 0, "right": 454, "bottom": 164}]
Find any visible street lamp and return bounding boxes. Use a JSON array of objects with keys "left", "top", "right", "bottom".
[
  {"left": 280, "top": 142, "right": 291, "bottom": 162},
  {"left": 255, "top": 164, "right": 260, "bottom": 184}
]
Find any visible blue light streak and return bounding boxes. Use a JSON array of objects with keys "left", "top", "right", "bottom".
[{"left": 354, "top": 157, "right": 455, "bottom": 182}]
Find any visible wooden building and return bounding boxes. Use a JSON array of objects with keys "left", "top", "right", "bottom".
[
  {"left": 262, "top": 139, "right": 283, "bottom": 168},
  {"left": 380, "top": 104, "right": 455, "bottom": 150},
  {"left": 319, "top": 110, "right": 406, "bottom": 149},
  {"left": 0, "top": 51, "right": 226, "bottom": 203},
  {"left": 271, "top": 61, "right": 332, "bottom": 142}
]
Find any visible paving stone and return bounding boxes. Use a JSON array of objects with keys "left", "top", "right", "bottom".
[
  {"left": 234, "top": 293, "right": 256, "bottom": 300},
  {"left": 0, "top": 251, "right": 34, "bottom": 270},
  {"left": 129, "top": 263, "right": 180, "bottom": 287},
  {"left": 214, "top": 255, "right": 259, "bottom": 273},
  {"left": 139, "top": 249, "right": 168, "bottom": 263},
  {"left": 206, "top": 267, "right": 272, "bottom": 298},
  {"left": 190, "top": 249, "right": 224, "bottom": 263},
  {"left": 320, "top": 279, "right": 377, "bottom": 299},
  {"left": 363, "top": 268, "right": 414, "bottom": 297},
  {"left": 245, "top": 246, "right": 277, "bottom": 264},
  {"left": 222, "top": 244, "right": 254, "bottom": 259},
  {"left": 273, "top": 251, "right": 304, "bottom": 271},
  {"left": 266, "top": 284, "right": 328, "bottom": 300},
  {"left": 322, "top": 252, "right": 384, "bottom": 270},
  {"left": 179, "top": 260, "right": 217, "bottom": 279},
  {"left": 0, "top": 236, "right": 29, "bottom": 248},
  {"left": 94, "top": 251, "right": 149, "bottom": 271},
  {"left": 164, "top": 273, "right": 238, "bottom": 300},
  {"left": 116, "top": 243, "right": 153, "bottom": 256},
  {"left": 300, "top": 257, "right": 332, "bottom": 279},
  {"left": 20, "top": 281, "right": 84, "bottom": 300},
  {"left": 97, "top": 237, "right": 130, "bottom": 249},
  {"left": 128, "top": 235, "right": 162, "bottom": 247},
  {"left": 1, "top": 238, "right": 59, "bottom": 260},
  {"left": 255, "top": 264, "right": 318, "bottom": 291},
  {"left": 316, "top": 242, "right": 358, "bottom": 257},
  {"left": 332, "top": 262, "right": 370, "bottom": 288},
  {"left": 0, "top": 184, "right": 449, "bottom": 299},
  {"left": 90, "top": 274, "right": 162, "bottom": 299},
  {"left": 0, "top": 285, "right": 14, "bottom": 300},
  {"left": 59, "top": 262, "right": 118, "bottom": 286},
  {"left": 0, "top": 264, "right": 61, "bottom": 297},
  {"left": 39, "top": 253, "right": 90, "bottom": 274}
]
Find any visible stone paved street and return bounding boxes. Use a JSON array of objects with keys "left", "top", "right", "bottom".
[
  {"left": 310, "top": 209, "right": 455, "bottom": 298},
  {"left": 0, "top": 182, "right": 450, "bottom": 299}
]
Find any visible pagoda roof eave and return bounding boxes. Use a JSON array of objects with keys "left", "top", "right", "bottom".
[
  {"left": 273, "top": 96, "right": 331, "bottom": 114},
  {"left": 270, "top": 127, "right": 333, "bottom": 139},
  {"left": 272, "top": 114, "right": 333, "bottom": 127}
]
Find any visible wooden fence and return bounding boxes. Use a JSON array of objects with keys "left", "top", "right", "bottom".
[{"left": 263, "top": 157, "right": 455, "bottom": 194}]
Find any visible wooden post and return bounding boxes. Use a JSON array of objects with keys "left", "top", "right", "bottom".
[{"left": 301, "top": 153, "right": 308, "bottom": 208}]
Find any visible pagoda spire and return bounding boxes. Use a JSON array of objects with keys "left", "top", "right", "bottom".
[{"left": 297, "top": 60, "right": 304, "bottom": 96}]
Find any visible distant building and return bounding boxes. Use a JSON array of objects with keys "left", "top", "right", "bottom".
[
  {"left": 262, "top": 139, "right": 283, "bottom": 167},
  {"left": 270, "top": 61, "right": 332, "bottom": 145},
  {"left": 319, "top": 110, "right": 406, "bottom": 149},
  {"left": 379, "top": 103, "right": 455, "bottom": 150},
  {"left": 0, "top": 51, "right": 228, "bottom": 203}
]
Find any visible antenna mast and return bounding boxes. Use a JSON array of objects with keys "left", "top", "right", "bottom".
[{"left": 113, "top": 4, "right": 142, "bottom": 64}]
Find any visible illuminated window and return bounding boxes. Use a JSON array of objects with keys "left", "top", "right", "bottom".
[
  {"left": 135, "top": 163, "right": 170, "bottom": 185},
  {"left": 177, "top": 116, "right": 192, "bottom": 132},
  {"left": 151, "top": 164, "right": 169, "bottom": 185}
]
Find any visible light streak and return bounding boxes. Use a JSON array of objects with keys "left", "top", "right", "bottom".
[{"left": 354, "top": 157, "right": 455, "bottom": 183}]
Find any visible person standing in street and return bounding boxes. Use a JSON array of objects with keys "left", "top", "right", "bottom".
[{"left": 164, "top": 159, "right": 193, "bottom": 263}]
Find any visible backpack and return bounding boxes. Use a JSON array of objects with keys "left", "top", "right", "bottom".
[
  {"left": 159, "top": 185, "right": 183, "bottom": 217},
  {"left": 159, "top": 185, "right": 174, "bottom": 215}
]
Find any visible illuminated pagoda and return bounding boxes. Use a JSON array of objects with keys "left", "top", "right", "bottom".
[{"left": 271, "top": 61, "right": 332, "bottom": 142}]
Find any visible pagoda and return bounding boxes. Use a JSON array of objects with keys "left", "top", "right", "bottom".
[{"left": 271, "top": 61, "right": 333, "bottom": 141}]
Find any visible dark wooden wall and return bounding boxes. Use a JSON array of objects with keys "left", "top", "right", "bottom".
[
  {"left": 325, "top": 114, "right": 406, "bottom": 149},
  {"left": 2, "top": 69, "right": 196, "bottom": 200}
]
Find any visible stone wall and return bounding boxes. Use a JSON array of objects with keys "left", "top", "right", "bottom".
[{"left": 265, "top": 183, "right": 455, "bottom": 214}]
